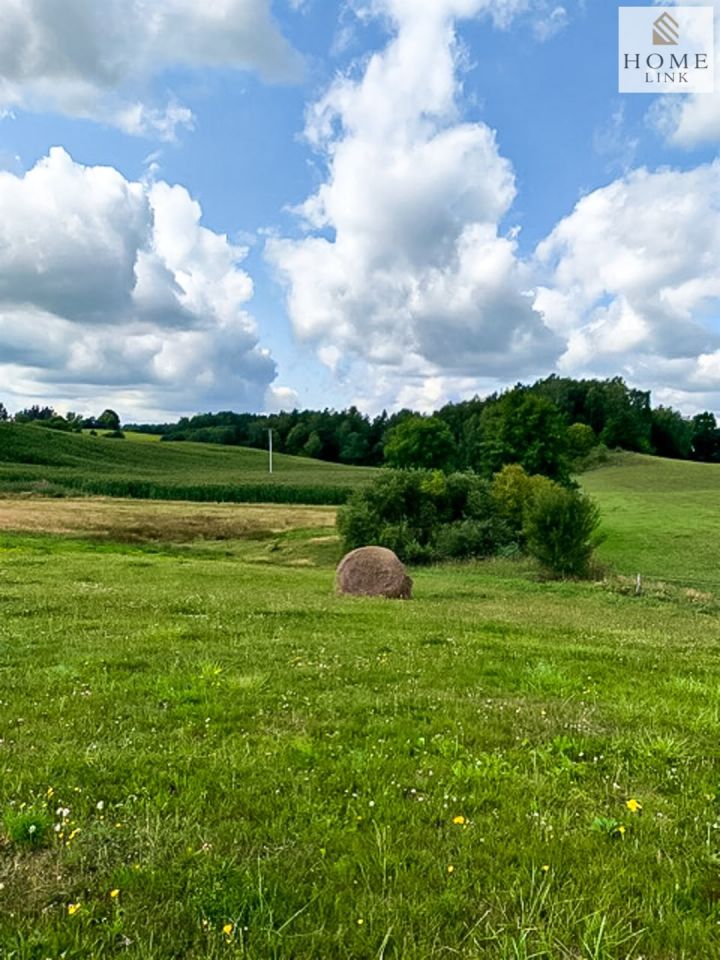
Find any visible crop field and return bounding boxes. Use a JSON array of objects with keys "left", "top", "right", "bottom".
[
  {"left": 1, "top": 451, "right": 719, "bottom": 959},
  {"left": 0, "top": 424, "right": 377, "bottom": 505}
]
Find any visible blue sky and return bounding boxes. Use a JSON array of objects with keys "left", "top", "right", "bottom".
[{"left": 0, "top": 0, "right": 719, "bottom": 420}]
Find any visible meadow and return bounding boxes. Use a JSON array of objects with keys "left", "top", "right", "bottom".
[
  {"left": 0, "top": 445, "right": 719, "bottom": 958},
  {"left": 0, "top": 430, "right": 718, "bottom": 958},
  {"left": 581, "top": 453, "right": 720, "bottom": 585}
]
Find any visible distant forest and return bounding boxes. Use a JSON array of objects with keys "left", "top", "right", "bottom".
[
  {"left": 3, "top": 376, "right": 719, "bottom": 479},
  {"left": 128, "top": 375, "right": 720, "bottom": 473}
]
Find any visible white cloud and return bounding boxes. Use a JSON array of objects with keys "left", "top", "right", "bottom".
[
  {"left": 535, "top": 162, "right": 720, "bottom": 406},
  {"left": 267, "top": 0, "right": 560, "bottom": 406},
  {"left": 0, "top": 0, "right": 302, "bottom": 140},
  {"left": 648, "top": 0, "right": 720, "bottom": 147},
  {"left": 0, "top": 148, "right": 280, "bottom": 419}
]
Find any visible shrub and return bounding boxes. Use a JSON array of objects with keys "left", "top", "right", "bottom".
[
  {"left": 337, "top": 470, "right": 512, "bottom": 563},
  {"left": 567, "top": 422, "right": 597, "bottom": 460},
  {"left": 434, "top": 518, "right": 512, "bottom": 561},
  {"left": 523, "top": 483, "right": 602, "bottom": 578}
]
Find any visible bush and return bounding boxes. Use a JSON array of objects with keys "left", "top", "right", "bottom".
[
  {"left": 523, "top": 483, "right": 602, "bottom": 578},
  {"left": 337, "top": 470, "right": 512, "bottom": 563}
]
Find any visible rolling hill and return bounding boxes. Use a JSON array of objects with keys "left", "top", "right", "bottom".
[
  {"left": 0, "top": 423, "right": 378, "bottom": 504},
  {"left": 581, "top": 452, "right": 720, "bottom": 584}
]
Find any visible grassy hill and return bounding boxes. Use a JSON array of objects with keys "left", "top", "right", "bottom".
[
  {"left": 581, "top": 452, "right": 720, "bottom": 585},
  {"left": 0, "top": 423, "right": 377, "bottom": 504}
]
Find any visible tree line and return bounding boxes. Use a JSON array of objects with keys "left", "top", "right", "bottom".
[
  {"left": 2, "top": 375, "right": 719, "bottom": 475},
  {"left": 131, "top": 375, "right": 720, "bottom": 473}
]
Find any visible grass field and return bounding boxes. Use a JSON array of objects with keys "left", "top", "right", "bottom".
[
  {"left": 581, "top": 453, "right": 720, "bottom": 586},
  {"left": 0, "top": 424, "right": 377, "bottom": 504},
  {"left": 1, "top": 455, "right": 720, "bottom": 958}
]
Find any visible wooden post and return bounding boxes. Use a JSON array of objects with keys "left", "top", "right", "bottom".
[{"left": 635, "top": 573, "right": 642, "bottom": 596}]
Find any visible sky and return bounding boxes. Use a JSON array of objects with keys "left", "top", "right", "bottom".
[{"left": 0, "top": 0, "right": 719, "bottom": 422}]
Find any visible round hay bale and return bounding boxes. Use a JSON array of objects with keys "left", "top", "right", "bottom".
[{"left": 335, "top": 546, "right": 413, "bottom": 600}]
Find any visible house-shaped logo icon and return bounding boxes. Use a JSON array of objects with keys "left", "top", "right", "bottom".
[{"left": 653, "top": 11, "right": 680, "bottom": 45}]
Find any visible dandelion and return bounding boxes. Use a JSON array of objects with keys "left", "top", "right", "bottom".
[
  {"left": 46, "top": 787, "right": 54, "bottom": 799},
  {"left": 222, "top": 923, "right": 233, "bottom": 936},
  {"left": 356, "top": 918, "right": 364, "bottom": 926},
  {"left": 447, "top": 865, "right": 455, "bottom": 874},
  {"left": 67, "top": 903, "right": 81, "bottom": 916},
  {"left": 452, "top": 815, "right": 466, "bottom": 825},
  {"left": 542, "top": 864, "right": 550, "bottom": 873},
  {"left": 617, "top": 825, "right": 626, "bottom": 838},
  {"left": 110, "top": 889, "right": 119, "bottom": 899},
  {"left": 626, "top": 798, "right": 642, "bottom": 814}
]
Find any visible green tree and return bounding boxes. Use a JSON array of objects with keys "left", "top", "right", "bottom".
[
  {"left": 478, "top": 391, "right": 570, "bottom": 481},
  {"left": 97, "top": 409, "right": 121, "bottom": 431},
  {"left": 384, "top": 416, "right": 457, "bottom": 472},
  {"left": 566, "top": 422, "right": 597, "bottom": 461},
  {"left": 691, "top": 412, "right": 720, "bottom": 462},
  {"left": 651, "top": 407, "right": 693, "bottom": 459},
  {"left": 303, "top": 431, "right": 323, "bottom": 458},
  {"left": 0, "top": 402, "right": 7, "bottom": 422}
]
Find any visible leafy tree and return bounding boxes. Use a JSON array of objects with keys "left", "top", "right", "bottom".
[
  {"left": 384, "top": 416, "right": 457, "bottom": 472},
  {"left": 490, "top": 464, "right": 550, "bottom": 541},
  {"left": 567, "top": 423, "right": 597, "bottom": 461},
  {"left": 650, "top": 407, "right": 693, "bottom": 459},
  {"left": 14, "top": 405, "right": 55, "bottom": 423},
  {"left": 478, "top": 391, "right": 570, "bottom": 481},
  {"left": 303, "top": 431, "right": 323, "bottom": 459},
  {"left": 97, "top": 409, "right": 121, "bottom": 431},
  {"left": 691, "top": 412, "right": 720, "bottom": 462},
  {"left": 0, "top": 402, "right": 8, "bottom": 422}
]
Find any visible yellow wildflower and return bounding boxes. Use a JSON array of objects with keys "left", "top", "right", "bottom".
[
  {"left": 223, "top": 923, "right": 233, "bottom": 936},
  {"left": 626, "top": 798, "right": 642, "bottom": 814},
  {"left": 110, "top": 889, "right": 119, "bottom": 899},
  {"left": 356, "top": 918, "right": 364, "bottom": 926},
  {"left": 617, "top": 824, "right": 626, "bottom": 837},
  {"left": 447, "top": 865, "right": 455, "bottom": 874},
  {"left": 67, "top": 903, "right": 81, "bottom": 916},
  {"left": 452, "top": 815, "right": 466, "bottom": 825},
  {"left": 541, "top": 864, "right": 550, "bottom": 872}
]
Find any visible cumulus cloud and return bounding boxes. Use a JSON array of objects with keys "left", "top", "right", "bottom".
[
  {"left": 0, "top": 0, "right": 302, "bottom": 139},
  {"left": 0, "top": 148, "right": 281, "bottom": 419},
  {"left": 535, "top": 162, "right": 720, "bottom": 405},
  {"left": 648, "top": 0, "right": 720, "bottom": 147},
  {"left": 267, "top": 0, "right": 561, "bottom": 405}
]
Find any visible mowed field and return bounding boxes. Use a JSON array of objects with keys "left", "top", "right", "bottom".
[
  {"left": 581, "top": 453, "right": 720, "bottom": 585},
  {"left": 0, "top": 453, "right": 719, "bottom": 958}
]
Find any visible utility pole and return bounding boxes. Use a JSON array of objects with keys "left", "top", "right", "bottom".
[{"left": 268, "top": 428, "right": 273, "bottom": 475}]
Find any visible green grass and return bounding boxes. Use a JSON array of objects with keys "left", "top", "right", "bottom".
[
  {"left": 581, "top": 452, "right": 720, "bottom": 585},
  {"left": 1, "top": 512, "right": 719, "bottom": 958},
  {"left": 0, "top": 424, "right": 377, "bottom": 504}
]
